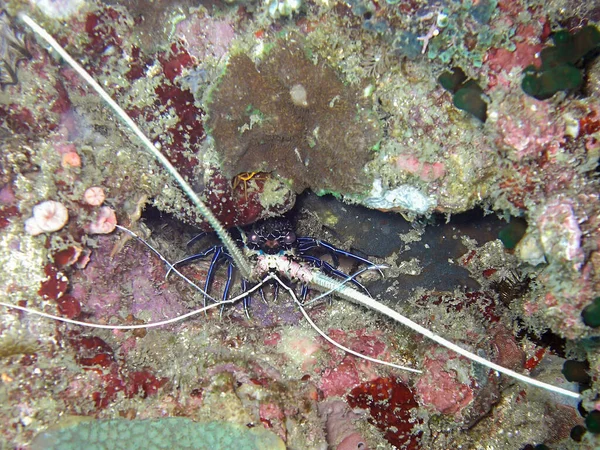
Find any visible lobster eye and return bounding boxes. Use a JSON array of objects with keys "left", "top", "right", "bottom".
[{"left": 284, "top": 232, "right": 296, "bottom": 244}]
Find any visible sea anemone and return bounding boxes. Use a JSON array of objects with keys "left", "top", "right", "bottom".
[{"left": 24, "top": 200, "right": 69, "bottom": 235}]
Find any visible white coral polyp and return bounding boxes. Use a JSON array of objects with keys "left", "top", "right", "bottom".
[
  {"left": 24, "top": 217, "right": 44, "bottom": 236},
  {"left": 26, "top": 200, "right": 69, "bottom": 235}
]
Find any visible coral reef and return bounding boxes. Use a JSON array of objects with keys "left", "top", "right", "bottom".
[{"left": 0, "top": 0, "right": 600, "bottom": 449}]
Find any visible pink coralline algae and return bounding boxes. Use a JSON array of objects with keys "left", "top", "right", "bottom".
[
  {"left": 487, "top": 39, "right": 543, "bottom": 76},
  {"left": 130, "top": 276, "right": 186, "bottom": 324},
  {"left": 537, "top": 268, "right": 597, "bottom": 339},
  {"left": 494, "top": 96, "right": 565, "bottom": 161},
  {"left": 415, "top": 348, "right": 474, "bottom": 417},
  {"left": 175, "top": 13, "right": 236, "bottom": 61},
  {"left": 325, "top": 329, "right": 387, "bottom": 360},
  {"left": 317, "top": 329, "right": 388, "bottom": 398},
  {"left": 69, "top": 235, "right": 179, "bottom": 323},
  {"left": 319, "top": 356, "right": 361, "bottom": 398},
  {"left": 32, "top": 0, "right": 86, "bottom": 19},
  {"left": 318, "top": 400, "right": 369, "bottom": 450},
  {"left": 258, "top": 402, "right": 286, "bottom": 442},
  {"left": 489, "top": 324, "right": 526, "bottom": 372},
  {"left": 395, "top": 154, "right": 446, "bottom": 182},
  {"left": 486, "top": 20, "right": 547, "bottom": 76}
]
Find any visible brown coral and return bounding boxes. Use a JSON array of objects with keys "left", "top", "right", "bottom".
[{"left": 207, "top": 39, "right": 381, "bottom": 195}]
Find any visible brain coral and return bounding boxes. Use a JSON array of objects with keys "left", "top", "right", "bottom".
[
  {"left": 31, "top": 418, "right": 285, "bottom": 450},
  {"left": 207, "top": 38, "right": 381, "bottom": 195}
]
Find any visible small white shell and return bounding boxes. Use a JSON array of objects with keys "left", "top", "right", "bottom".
[{"left": 289, "top": 84, "right": 308, "bottom": 107}]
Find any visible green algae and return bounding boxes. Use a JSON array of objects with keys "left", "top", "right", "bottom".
[
  {"left": 498, "top": 218, "right": 527, "bottom": 250},
  {"left": 581, "top": 297, "right": 600, "bottom": 328},
  {"left": 522, "top": 25, "right": 600, "bottom": 100},
  {"left": 438, "top": 68, "right": 487, "bottom": 122}
]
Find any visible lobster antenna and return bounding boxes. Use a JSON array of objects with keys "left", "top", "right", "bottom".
[
  {"left": 115, "top": 230, "right": 421, "bottom": 373},
  {"left": 114, "top": 224, "right": 219, "bottom": 303},
  {"left": 18, "top": 14, "right": 253, "bottom": 280},
  {"left": 310, "top": 271, "right": 581, "bottom": 399},
  {"left": 271, "top": 273, "right": 422, "bottom": 374},
  {"left": 0, "top": 276, "right": 273, "bottom": 330}
]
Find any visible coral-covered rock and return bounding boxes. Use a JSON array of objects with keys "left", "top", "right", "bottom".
[
  {"left": 536, "top": 197, "right": 585, "bottom": 270},
  {"left": 196, "top": 169, "right": 295, "bottom": 230},
  {"left": 69, "top": 235, "right": 184, "bottom": 323},
  {"left": 415, "top": 348, "right": 475, "bottom": 417},
  {"left": 319, "top": 356, "right": 360, "bottom": 398},
  {"left": 347, "top": 377, "right": 421, "bottom": 449},
  {"left": 415, "top": 343, "right": 504, "bottom": 428},
  {"left": 207, "top": 38, "right": 381, "bottom": 195},
  {"left": 494, "top": 95, "right": 565, "bottom": 162},
  {"left": 318, "top": 400, "right": 369, "bottom": 449},
  {"left": 175, "top": 12, "right": 236, "bottom": 61},
  {"left": 2, "top": 2, "right": 600, "bottom": 449}
]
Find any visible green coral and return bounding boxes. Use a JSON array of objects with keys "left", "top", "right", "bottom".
[
  {"left": 585, "top": 411, "right": 600, "bottom": 434},
  {"left": 561, "top": 360, "right": 591, "bottom": 384},
  {"left": 31, "top": 418, "right": 285, "bottom": 450}
]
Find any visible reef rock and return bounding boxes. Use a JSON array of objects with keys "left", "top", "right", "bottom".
[{"left": 207, "top": 38, "right": 381, "bottom": 195}]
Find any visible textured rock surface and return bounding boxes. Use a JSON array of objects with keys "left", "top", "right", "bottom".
[{"left": 208, "top": 39, "right": 381, "bottom": 195}]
